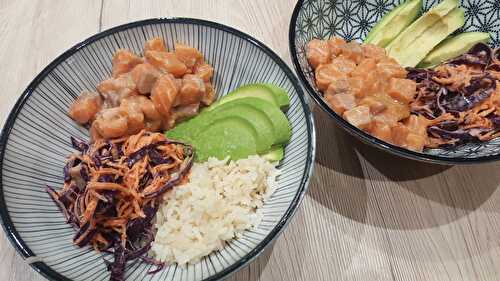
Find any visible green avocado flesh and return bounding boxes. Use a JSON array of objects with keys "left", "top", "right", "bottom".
[
  {"left": 418, "top": 32, "right": 490, "bottom": 68},
  {"left": 386, "top": 0, "right": 464, "bottom": 67},
  {"left": 261, "top": 146, "right": 284, "bottom": 162},
  {"left": 262, "top": 83, "right": 290, "bottom": 109},
  {"left": 364, "top": 0, "right": 422, "bottom": 47},
  {"left": 193, "top": 118, "right": 258, "bottom": 161},
  {"left": 166, "top": 84, "right": 292, "bottom": 161},
  {"left": 218, "top": 98, "right": 291, "bottom": 144},
  {"left": 207, "top": 84, "right": 279, "bottom": 111}
]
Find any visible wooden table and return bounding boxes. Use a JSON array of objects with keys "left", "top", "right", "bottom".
[{"left": 1, "top": 1, "right": 500, "bottom": 280}]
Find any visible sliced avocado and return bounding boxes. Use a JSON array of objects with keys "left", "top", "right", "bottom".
[
  {"left": 418, "top": 32, "right": 490, "bottom": 68},
  {"left": 207, "top": 84, "right": 279, "bottom": 111},
  {"left": 193, "top": 118, "right": 258, "bottom": 161},
  {"left": 386, "top": 0, "right": 463, "bottom": 67},
  {"left": 261, "top": 146, "right": 284, "bottom": 162},
  {"left": 364, "top": 0, "right": 422, "bottom": 47},
  {"left": 216, "top": 97, "right": 291, "bottom": 144},
  {"left": 168, "top": 104, "right": 275, "bottom": 153},
  {"left": 262, "top": 83, "right": 290, "bottom": 109}
]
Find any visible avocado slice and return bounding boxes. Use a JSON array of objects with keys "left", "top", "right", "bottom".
[
  {"left": 168, "top": 104, "right": 275, "bottom": 152},
  {"left": 364, "top": 0, "right": 422, "bottom": 47},
  {"left": 193, "top": 118, "right": 259, "bottom": 161},
  {"left": 206, "top": 84, "right": 279, "bottom": 111},
  {"left": 386, "top": 0, "right": 464, "bottom": 67},
  {"left": 262, "top": 83, "right": 290, "bottom": 109},
  {"left": 261, "top": 146, "right": 284, "bottom": 162},
  {"left": 418, "top": 32, "right": 490, "bottom": 68},
  {"left": 216, "top": 97, "right": 291, "bottom": 144}
]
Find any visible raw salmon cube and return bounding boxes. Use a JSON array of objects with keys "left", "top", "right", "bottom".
[
  {"left": 325, "top": 93, "right": 356, "bottom": 115},
  {"left": 351, "top": 58, "right": 377, "bottom": 78},
  {"left": 371, "top": 121, "right": 392, "bottom": 142},
  {"left": 306, "top": 39, "right": 331, "bottom": 69},
  {"left": 327, "top": 37, "right": 346, "bottom": 57},
  {"left": 405, "top": 115, "right": 429, "bottom": 136},
  {"left": 68, "top": 91, "right": 103, "bottom": 124},
  {"left": 145, "top": 51, "right": 187, "bottom": 77},
  {"left": 97, "top": 74, "right": 138, "bottom": 107},
  {"left": 202, "top": 82, "right": 215, "bottom": 106},
  {"left": 377, "top": 61, "right": 407, "bottom": 79},
  {"left": 325, "top": 76, "right": 350, "bottom": 96},
  {"left": 315, "top": 64, "right": 346, "bottom": 91},
  {"left": 405, "top": 133, "right": 426, "bottom": 151},
  {"left": 130, "top": 63, "right": 160, "bottom": 94},
  {"left": 348, "top": 77, "right": 365, "bottom": 98},
  {"left": 362, "top": 44, "right": 386, "bottom": 61},
  {"left": 194, "top": 63, "right": 214, "bottom": 82},
  {"left": 343, "top": 105, "right": 372, "bottom": 130},
  {"left": 388, "top": 78, "right": 416, "bottom": 104},
  {"left": 359, "top": 96, "right": 387, "bottom": 114},
  {"left": 144, "top": 37, "right": 167, "bottom": 53},
  {"left": 177, "top": 74, "right": 205, "bottom": 106},
  {"left": 391, "top": 123, "right": 410, "bottom": 146},
  {"left": 111, "top": 49, "right": 143, "bottom": 78},
  {"left": 330, "top": 56, "right": 357, "bottom": 75},
  {"left": 175, "top": 43, "right": 203, "bottom": 70},
  {"left": 339, "top": 42, "right": 364, "bottom": 64}
]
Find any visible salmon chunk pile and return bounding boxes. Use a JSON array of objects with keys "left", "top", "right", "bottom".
[
  {"left": 68, "top": 37, "right": 215, "bottom": 141},
  {"left": 307, "top": 37, "right": 428, "bottom": 151}
]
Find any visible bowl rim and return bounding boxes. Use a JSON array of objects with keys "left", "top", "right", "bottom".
[
  {"left": 288, "top": 0, "right": 500, "bottom": 165},
  {"left": 0, "top": 17, "right": 316, "bottom": 281}
]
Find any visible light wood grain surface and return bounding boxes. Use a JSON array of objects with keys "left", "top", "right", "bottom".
[{"left": 1, "top": 1, "right": 500, "bottom": 281}]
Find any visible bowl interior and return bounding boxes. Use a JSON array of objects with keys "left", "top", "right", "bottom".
[
  {"left": 0, "top": 18, "right": 314, "bottom": 281},
  {"left": 290, "top": 0, "right": 500, "bottom": 163}
]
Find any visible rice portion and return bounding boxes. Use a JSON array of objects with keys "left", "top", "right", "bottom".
[{"left": 151, "top": 155, "right": 279, "bottom": 265}]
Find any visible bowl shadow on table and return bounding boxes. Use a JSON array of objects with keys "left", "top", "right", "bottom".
[
  {"left": 227, "top": 241, "right": 274, "bottom": 281},
  {"left": 309, "top": 105, "right": 499, "bottom": 230}
]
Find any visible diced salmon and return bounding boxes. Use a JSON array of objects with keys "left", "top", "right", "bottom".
[
  {"left": 202, "top": 82, "right": 215, "bottom": 106},
  {"left": 314, "top": 64, "right": 346, "bottom": 91},
  {"left": 130, "top": 63, "right": 160, "bottom": 94},
  {"left": 194, "top": 63, "right": 214, "bottom": 82},
  {"left": 348, "top": 77, "right": 364, "bottom": 98},
  {"left": 405, "top": 115, "right": 429, "bottom": 136},
  {"left": 351, "top": 58, "right": 377, "bottom": 78},
  {"left": 339, "top": 42, "right": 364, "bottom": 64},
  {"left": 306, "top": 39, "right": 331, "bottom": 69},
  {"left": 371, "top": 93, "right": 410, "bottom": 124},
  {"left": 145, "top": 51, "right": 187, "bottom": 77},
  {"left": 177, "top": 74, "right": 205, "bottom": 106},
  {"left": 362, "top": 44, "right": 386, "bottom": 61},
  {"left": 371, "top": 121, "right": 392, "bottom": 142},
  {"left": 327, "top": 37, "right": 346, "bottom": 57},
  {"left": 387, "top": 78, "right": 416, "bottom": 104},
  {"left": 391, "top": 123, "right": 410, "bottom": 146},
  {"left": 325, "top": 93, "right": 356, "bottom": 115},
  {"left": 175, "top": 43, "right": 203, "bottom": 70},
  {"left": 97, "top": 74, "right": 138, "bottom": 107},
  {"left": 377, "top": 61, "right": 407, "bottom": 79},
  {"left": 405, "top": 133, "right": 426, "bottom": 151},
  {"left": 324, "top": 76, "right": 350, "bottom": 96},
  {"left": 144, "top": 37, "right": 167, "bottom": 53},
  {"left": 150, "top": 74, "right": 178, "bottom": 119},
  {"left": 343, "top": 105, "right": 372, "bottom": 130},
  {"left": 360, "top": 71, "right": 382, "bottom": 96},
  {"left": 330, "top": 56, "right": 357, "bottom": 75},
  {"left": 111, "top": 49, "right": 143, "bottom": 78},
  {"left": 68, "top": 91, "right": 103, "bottom": 124},
  {"left": 359, "top": 96, "right": 387, "bottom": 115},
  {"left": 171, "top": 103, "right": 200, "bottom": 123}
]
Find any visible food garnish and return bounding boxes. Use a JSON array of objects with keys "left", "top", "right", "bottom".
[{"left": 47, "top": 131, "right": 193, "bottom": 281}]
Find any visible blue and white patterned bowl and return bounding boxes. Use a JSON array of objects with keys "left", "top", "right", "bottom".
[
  {"left": 289, "top": 0, "right": 500, "bottom": 164},
  {"left": 0, "top": 18, "right": 315, "bottom": 281}
]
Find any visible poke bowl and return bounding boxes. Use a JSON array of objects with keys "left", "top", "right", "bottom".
[
  {"left": 0, "top": 18, "right": 315, "bottom": 281},
  {"left": 289, "top": 0, "right": 500, "bottom": 164}
]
